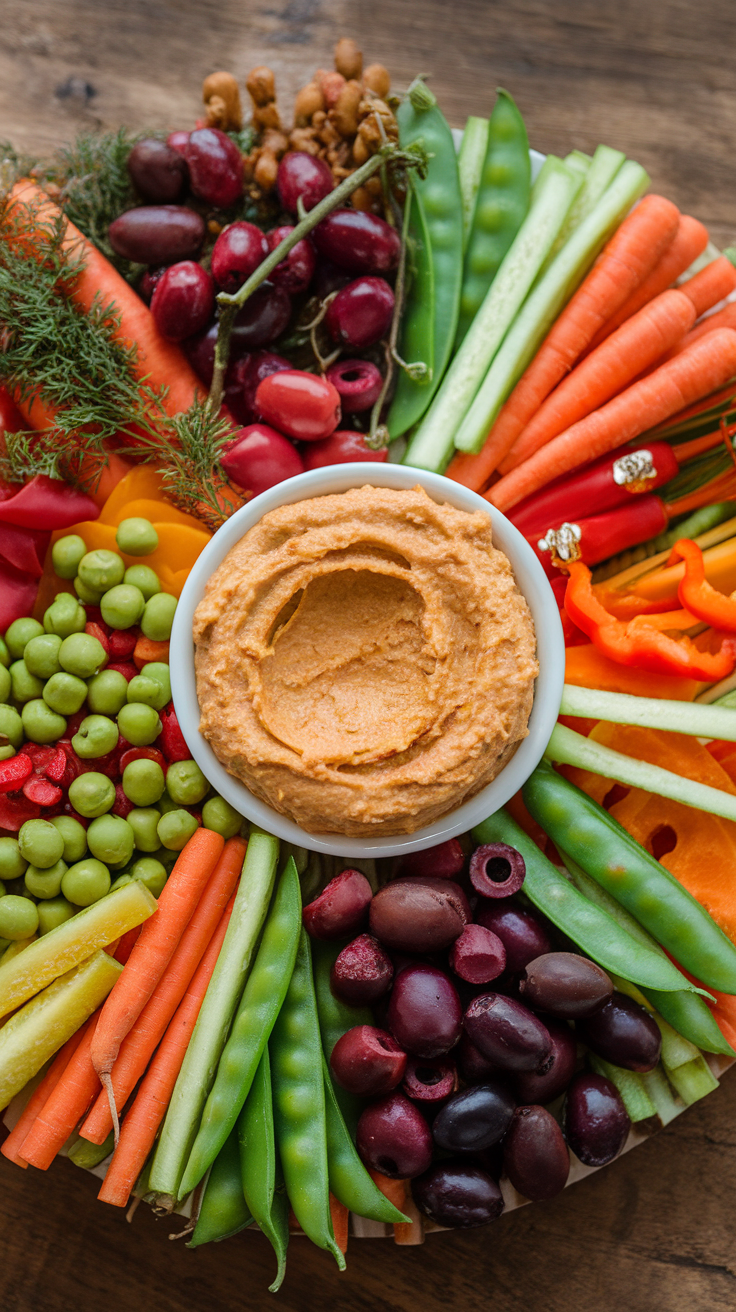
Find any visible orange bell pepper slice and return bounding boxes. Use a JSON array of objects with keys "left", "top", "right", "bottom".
[{"left": 669, "top": 537, "right": 736, "bottom": 632}]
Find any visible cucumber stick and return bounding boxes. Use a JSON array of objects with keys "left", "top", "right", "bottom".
[
  {"left": 544, "top": 143, "right": 625, "bottom": 270},
  {"left": 457, "top": 115, "right": 490, "bottom": 250},
  {"left": 588, "top": 1054, "right": 657, "bottom": 1121},
  {"left": 559, "top": 683, "right": 736, "bottom": 741},
  {"left": 404, "top": 155, "right": 581, "bottom": 472},
  {"left": 453, "top": 157, "right": 650, "bottom": 453}
]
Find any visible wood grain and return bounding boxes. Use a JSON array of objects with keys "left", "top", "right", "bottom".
[{"left": 1, "top": 2, "right": 736, "bottom": 1308}]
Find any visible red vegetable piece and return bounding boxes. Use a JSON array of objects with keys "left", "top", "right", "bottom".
[
  {"left": 449, "top": 923, "right": 507, "bottom": 985},
  {"left": 0, "top": 523, "right": 50, "bottom": 578},
  {"left": 159, "top": 705, "right": 191, "bottom": 762},
  {"left": 112, "top": 784, "right": 135, "bottom": 818},
  {"left": 0, "top": 793, "right": 41, "bottom": 830},
  {"left": 20, "top": 743, "right": 57, "bottom": 771},
  {"left": 397, "top": 839, "right": 465, "bottom": 881},
  {"left": 43, "top": 747, "right": 68, "bottom": 785},
  {"left": 0, "top": 474, "right": 99, "bottom": 530},
  {"left": 0, "top": 754, "right": 33, "bottom": 794},
  {"left": 108, "top": 629, "right": 138, "bottom": 660},
  {"left": 85, "top": 621, "right": 111, "bottom": 657},
  {"left": 0, "top": 559, "right": 39, "bottom": 633},
  {"left": 119, "top": 746, "right": 167, "bottom": 774},
  {"left": 106, "top": 661, "right": 138, "bottom": 683},
  {"left": 22, "top": 775, "right": 63, "bottom": 807},
  {"left": 56, "top": 741, "right": 84, "bottom": 789}
]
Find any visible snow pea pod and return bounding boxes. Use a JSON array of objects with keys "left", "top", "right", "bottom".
[
  {"left": 238, "top": 1046, "right": 289, "bottom": 1293},
  {"left": 523, "top": 762, "right": 736, "bottom": 994},
  {"left": 312, "top": 936, "right": 371, "bottom": 1136},
  {"left": 187, "top": 1129, "right": 253, "bottom": 1248},
  {"left": 322, "top": 1053, "right": 409, "bottom": 1225}
]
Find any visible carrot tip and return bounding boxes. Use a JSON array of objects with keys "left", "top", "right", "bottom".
[{"left": 102, "top": 1071, "right": 120, "bottom": 1148}]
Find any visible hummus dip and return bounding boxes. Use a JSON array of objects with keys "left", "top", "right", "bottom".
[{"left": 193, "top": 485, "right": 538, "bottom": 836}]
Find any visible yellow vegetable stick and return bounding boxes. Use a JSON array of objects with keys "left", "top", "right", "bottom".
[
  {"left": 0, "top": 951, "right": 122, "bottom": 1110},
  {"left": 0, "top": 882, "right": 156, "bottom": 1019}
]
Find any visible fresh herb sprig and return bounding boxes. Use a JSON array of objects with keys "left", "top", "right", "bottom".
[
  {"left": 121, "top": 399, "right": 239, "bottom": 531},
  {"left": 40, "top": 129, "right": 143, "bottom": 281}
]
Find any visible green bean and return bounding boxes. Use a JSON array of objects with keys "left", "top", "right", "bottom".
[
  {"left": 238, "top": 1047, "right": 289, "bottom": 1293},
  {"left": 270, "top": 928, "right": 345, "bottom": 1270},
  {"left": 187, "top": 1130, "right": 253, "bottom": 1247},
  {"left": 178, "top": 856, "right": 301, "bottom": 1198},
  {"left": 323, "top": 1054, "right": 408, "bottom": 1225},
  {"left": 312, "top": 937, "right": 371, "bottom": 1136}
]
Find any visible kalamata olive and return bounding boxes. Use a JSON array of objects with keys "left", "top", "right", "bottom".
[
  {"left": 277, "top": 151, "right": 333, "bottom": 214},
  {"left": 325, "top": 276, "right": 394, "bottom": 351},
  {"left": 230, "top": 284, "right": 292, "bottom": 352},
  {"left": 331, "top": 933, "right": 393, "bottom": 1006},
  {"left": 267, "top": 226, "right": 316, "bottom": 294},
  {"left": 330, "top": 1025, "right": 407, "bottom": 1097},
  {"left": 219, "top": 424, "right": 304, "bottom": 497},
  {"left": 396, "top": 839, "right": 465, "bottom": 882},
  {"left": 475, "top": 902, "right": 552, "bottom": 974},
  {"left": 469, "top": 842, "right": 526, "bottom": 899},
  {"left": 356, "top": 1091, "right": 433, "bottom": 1178},
  {"left": 138, "top": 266, "right": 167, "bottom": 304},
  {"left": 564, "top": 1072, "right": 630, "bottom": 1166},
  {"left": 151, "top": 262, "right": 215, "bottom": 341},
  {"left": 519, "top": 952, "right": 613, "bottom": 1020},
  {"left": 108, "top": 206, "right": 205, "bottom": 265},
  {"left": 211, "top": 222, "right": 269, "bottom": 293},
  {"left": 369, "top": 877, "right": 470, "bottom": 954},
  {"left": 167, "top": 130, "right": 190, "bottom": 156},
  {"left": 325, "top": 358, "right": 383, "bottom": 412},
  {"left": 412, "top": 1161, "right": 504, "bottom": 1229},
  {"left": 225, "top": 350, "right": 291, "bottom": 425},
  {"left": 402, "top": 1055, "right": 457, "bottom": 1105},
  {"left": 455, "top": 1031, "right": 501, "bottom": 1084},
  {"left": 432, "top": 1082, "right": 516, "bottom": 1154},
  {"left": 514, "top": 1019, "right": 578, "bottom": 1104},
  {"left": 302, "top": 430, "right": 388, "bottom": 470},
  {"left": 256, "top": 371, "right": 341, "bottom": 441},
  {"left": 184, "top": 127, "right": 243, "bottom": 207},
  {"left": 314, "top": 258, "right": 352, "bottom": 299},
  {"left": 576, "top": 991, "right": 662, "bottom": 1072},
  {"left": 503, "top": 1105, "right": 570, "bottom": 1201},
  {"left": 302, "top": 867, "right": 373, "bottom": 940},
  {"left": 474, "top": 1142, "right": 504, "bottom": 1181},
  {"left": 464, "top": 994, "right": 553, "bottom": 1073},
  {"left": 388, "top": 963, "right": 463, "bottom": 1059},
  {"left": 450, "top": 924, "right": 506, "bottom": 985},
  {"left": 313, "top": 209, "right": 401, "bottom": 274},
  {"left": 127, "top": 138, "right": 188, "bottom": 203}
]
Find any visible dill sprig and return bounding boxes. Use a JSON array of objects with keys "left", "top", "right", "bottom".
[
  {"left": 39, "top": 130, "right": 143, "bottom": 281},
  {"left": 122, "top": 399, "right": 238, "bottom": 531}
]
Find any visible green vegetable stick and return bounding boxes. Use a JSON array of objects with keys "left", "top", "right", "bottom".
[
  {"left": 665, "top": 1055, "right": 719, "bottom": 1106},
  {"left": 588, "top": 1054, "right": 657, "bottom": 1122},
  {"left": 639, "top": 1065, "right": 682, "bottom": 1125},
  {"left": 560, "top": 684, "right": 736, "bottom": 740},
  {"left": 457, "top": 115, "right": 490, "bottom": 250},
  {"left": 149, "top": 826, "right": 279, "bottom": 1201},
  {"left": 544, "top": 143, "right": 625, "bottom": 268}
]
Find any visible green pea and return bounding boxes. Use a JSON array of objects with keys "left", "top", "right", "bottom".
[
  {"left": 124, "top": 565, "right": 161, "bottom": 600},
  {"left": 19, "top": 818, "right": 65, "bottom": 869},
  {"left": 201, "top": 796, "right": 243, "bottom": 840},
  {"left": 141, "top": 662, "right": 171, "bottom": 706},
  {"left": 74, "top": 575, "right": 105, "bottom": 606},
  {"left": 127, "top": 674, "right": 167, "bottom": 710},
  {"left": 68, "top": 772, "right": 115, "bottom": 818},
  {"left": 0, "top": 745, "right": 15, "bottom": 762},
  {"left": 0, "top": 637, "right": 9, "bottom": 667},
  {"left": 24, "top": 858, "right": 68, "bottom": 899},
  {"left": 59, "top": 632, "right": 107, "bottom": 678},
  {"left": 0, "top": 665, "right": 10, "bottom": 703},
  {"left": 116, "top": 518, "right": 159, "bottom": 557},
  {"left": 87, "top": 815, "right": 135, "bottom": 867},
  {"left": 52, "top": 535, "right": 87, "bottom": 579},
  {"left": 24, "top": 633, "right": 63, "bottom": 679},
  {"left": 141, "top": 592, "right": 177, "bottom": 642},
  {"left": 5, "top": 617, "right": 45, "bottom": 660},
  {"left": 0, "top": 837, "right": 27, "bottom": 881},
  {"left": 122, "top": 759, "right": 165, "bottom": 807},
  {"left": 44, "top": 592, "right": 87, "bottom": 637},
  {"left": 62, "top": 858, "right": 111, "bottom": 907},
  {"left": 50, "top": 815, "right": 88, "bottom": 864},
  {"left": 0, "top": 894, "right": 39, "bottom": 940},
  {"left": 43, "top": 671, "right": 88, "bottom": 716},
  {"left": 130, "top": 856, "right": 167, "bottom": 897},
  {"left": 127, "top": 808, "right": 163, "bottom": 853},
  {"left": 0, "top": 704, "right": 24, "bottom": 748},
  {"left": 157, "top": 791, "right": 179, "bottom": 815},
  {"left": 78, "top": 549, "right": 125, "bottom": 593},
  {"left": 86, "top": 669, "right": 128, "bottom": 716},
  {"left": 72, "top": 714, "right": 119, "bottom": 758},
  {"left": 101, "top": 584, "right": 145, "bottom": 630},
  {"left": 21, "top": 699, "right": 67, "bottom": 744},
  {"left": 167, "top": 759, "right": 208, "bottom": 806},
  {"left": 109, "top": 874, "right": 133, "bottom": 892},
  {"left": 151, "top": 843, "right": 178, "bottom": 871},
  {"left": 36, "top": 896, "right": 75, "bottom": 934},
  {"left": 10, "top": 659, "right": 44, "bottom": 703},
  {"left": 116, "top": 702, "right": 161, "bottom": 746},
  {"left": 157, "top": 809, "right": 199, "bottom": 851}
]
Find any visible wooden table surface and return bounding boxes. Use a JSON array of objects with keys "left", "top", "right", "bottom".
[{"left": 1, "top": 2, "right": 736, "bottom": 1309}]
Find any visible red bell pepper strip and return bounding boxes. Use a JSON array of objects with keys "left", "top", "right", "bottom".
[
  {"left": 0, "top": 559, "right": 40, "bottom": 632},
  {"left": 0, "top": 755, "right": 33, "bottom": 794},
  {"left": 0, "top": 474, "right": 99, "bottom": 529},
  {"left": 0, "top": 522, "right": 50, "bottom": 578},
  {"left": 670, "top": 538, "right": 736, "bottom": 631},
  {"left": 22, "top": 775, "right": 63, "bottom": 806},
  {"left": 0, "top": 793, "right": 41, "bottom": 830},
  {"left": 564, "top": 560, "right": 736, "bottom": 679},
  {"left": 533, "top": 495, "right": 669, "bottom": 574},
  {"left": 159, "top": 705, "right": 191, "bottom": 762}
]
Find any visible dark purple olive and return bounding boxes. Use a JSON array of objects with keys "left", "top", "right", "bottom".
[
  {"left": 503, "top": 1105, "right": 570, "bottom": 1201},
  {"left": 388, "top": 964, "right": 463, "bottom": 1059},
  {"left": 369, "top": 876, "right": 469, "bottom": 954},
  {"left": 325, "top": 358, "right": 383, "bottom": 413},
  {"left": 225, "top": 349, "right": 291, "bottom": 424},
  {"left": 519, "top": 953, "right": 613, "bottom": 1021},
  {"left": 184, "top": 127, "right": 243, "bottom": 207},
  {"left": 450, "top": 924, "right": 506, "bottom": 985},
  {"left": 127, "top": 138, "right": 188, "bottom": 203},
  {"left": 108, "top": 206, "right": 205, "bottom": 265},
  {"left": 211, "top": 221, "right": 269, "bottom": 294},
  {"left": 230, "top": 283, "right": 292, "bottom": 351},
  {"left": 356, "top": 1091, "right": 433, "bottom": 1178},
  {"left": 267, "top": 226, "right": 316, "bottom": 294},
  {"left": 325, "top": 276, "right": 394, "bottom": 351},
  {"left": 464, "top": 994, "right": 552, "bottom": 1073},
  {"left": 151, "top": 262, "right": 215, "bottom": 341},
  {"left": 564, "top": 1072, "right": 630, "bottom": 1166},
  {"left": 313, "top": 208, "right": 401, "bottom": 275},
  {"left": 138, "top": 266, "right": 167, "bottom": 305},
  {"left": 302, "top": 868, "right": 373, "bottom": 941},
  {"left": 470, "top": 843, "right": 526, "bottom": 899},
  {"left": 475, "top": 902, "right": 552, "bottom": 974},
  {"left": 432, "top": 1081, "right": 516, "bottom": 1153},
  {"left": 402, "top": 1055, "right": 457, "bottom": 1105},
  {"left": 576, "top": 992, "right": 662, "bottom": 1072},
  {"left": 330, "top": 1025, "right": 407, "bottom": 1097},
  {"left": 514, "top": 1019, "right": 578, "bottom": 1104},
  {"left": 412, "top": 1161, "right": 504, "bottom": 1229},
  {"left": 331, "top": 933, "right": 393, "bottom": 1006},
  {"left": 277, "top": 151, "right": 333, "bottom": 214},
  {"left": 396, "top": 839, "right": 465, "bottom": 882},
  {"left": 455, "top": 1031, "right": 501, "bottom": 1084}
]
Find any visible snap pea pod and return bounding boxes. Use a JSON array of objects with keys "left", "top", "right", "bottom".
[
  {"left": 270, "top": 928, "right": 345, "bottom": 1270},
  {"left": 472, "top": 809, "right": 701, "bottom": 993},
  {"left": 322, "top": 1053, "right": 409, "bottom": 1225},
  {"left": 523, "top": 761, "right": 736, "bottom": 995},
  {"left": 68, "top": 1131, "right": 114, "bottom": 1170},
  {"left": 457, "top": 116, "right": 490, "bottom": 250},
  {"left": 388, "top": 77, "right": 463, "bottom": 439},
  {"left": 312, "top": 937, "right": 372, "bottom": 1136},
  {"left": 187, "top": 1129, "right": 253, "bottom": 1248},
  {"left": 177, "top": 857, "right": 301, "bottom": 1199},
  {"left": 238, "top": 1047, "right": 289, "bottom": 1293}
]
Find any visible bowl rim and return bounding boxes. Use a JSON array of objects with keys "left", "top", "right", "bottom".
[{"left": 169, "top": 462, "right": 565, "bottom": 858}]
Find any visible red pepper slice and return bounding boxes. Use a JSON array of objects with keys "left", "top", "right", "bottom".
[
  {"left": 106, "top": 662, "right": 138, "bottom": 683},
  {"left": 20, "top": 743, "right": 57, "bottom": 770},
  {"left": 159, "top": 705, "right": 191, "bottom": 763},
  {"left": 669, "top": 538, "right": 736, "bottom": 632},
  {"left": 0, "top": 559, "right": 39, "bottom": 633},
  {"left": 0, "top": 754, "right": 33, "bottom": 794},
  {"left": 85, "top": 621, "right": 111, "bottom": 657},
  {"left": 119, "top": 746, "right": 167, "bottom": 774},
  {"left": 0, "top": 523, "right": 50, "bottom": 578},
  {"left": 108, "top": 629, "right": 138, "bottom": 660},
  {"left": 43, "top": 747, "right": 69, "bottom": 785},
  {"left": 0, "top": 793, "right": 42, "bottom": 830},
  {"left": 0, "top": 474, "right": 99, "bottom": 530},
  {"left": 112, "top": 783, "right": 135, "bottom": 818},
  {"left": 22, "top": 775, "right": 63, "bottom": 806},
  {"left": 56, "top": 741, "right": 84, "bottom": 789}
]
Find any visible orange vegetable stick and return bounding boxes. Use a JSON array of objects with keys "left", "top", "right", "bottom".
[
  {"left": 90, "top": 827, "right": 225, "bottom": 1134},
  {"left": 444, "top": 194, "right": 681, "bottom": 491},
  {"left": 19, "top": 1012, "right": 102, "bottom": 1170},
  {"left": 488, "top": 327, "right": 736, "bottom": 512},
  {"left": 97, "top": 894, "right": 235, "bottom": 1208},
  {"left": 132, "top": 636, "right": 170, "bottom": 669},
  {"left": 678, "top": 255, "right": 736, "bottom": 318},
  {"left": 0, "top": 1029, "right": 83, "bottom": 1167},
  {"left": 330, "top": 1194, "right": 349, "bottom": 1254},
  {"left": 80, "top": 836, "right": 246, "bottom": 1144},
  {"left": 113, "top": 926, "right": 142, "bottom": 966},
  {"left": 663, "top": 302, "right": 736, "bottom": 361}
]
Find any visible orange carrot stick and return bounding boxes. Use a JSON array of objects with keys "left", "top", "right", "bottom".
[
  {"left": 444, "top": 195, "right": 681, "bottom": 491},
  {"left": 663, "top": 303, "right": 736, "bottom": 361},
  {"left": 19, "top": 1012, "right": 102, "bottom": 1170},
  {"left": 80, "top": 836, "right": 246, "bottom": 1145},
  {"left": 90, "top": 827, "right": 225, "bottom": 1134},
  {"left": 330, "top": 1194, "right": 349, "bottom": 1254},
  {"left": 488, "top": 327, "right": 736, "bottom": 512},
  {"left": 132, "top": 636, "right": 170, "bottom": 669},
  {"left": 97, "top": 895, "right": 235, "bottom": 1208},
  {"left": 0, "top": 1030, "right": 83, "bottom": 1167},
  {"left": 678, "top": 255, "right": 736, "bottom": 318}
]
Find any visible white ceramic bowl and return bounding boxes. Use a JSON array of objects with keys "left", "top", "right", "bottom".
[{"left": 170, "top": 463, "right": 564, "bottom": 859}]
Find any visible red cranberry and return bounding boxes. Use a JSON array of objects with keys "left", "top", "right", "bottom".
[
  {"left": 330, "top": 933, "right": 393, "bottom": 1006},
  {"left": 396, "top": 839, "right": 465, "bottom": 881},
  {"left": 302, "top": 430, "right": 388, "bottom": 470},
  {"left": 267, "top": 226, "right": 316, "bottom": 293},
  {"left": 220, "top": 424, "right": 304, "bottom": 497},
  {"left": 388, "top": 963, "right": 463, "bottom": 1060},
  {"left": 369, "top": 877, "right": 470, "bottom": 954},
  {"left": 224, "top": 350, "right": 291, "bottom": 425},
  {"left": 514, "top": 1019, "right": 578, "bottom": 1104},
  {"left": 313, "top": 209, "right": 401, "bottom": 275},
  {"left": 211, "top": 222, "right": 269, "bottom": 294},
  {"left": 108, "top": 206, "right": 205, "bottom": 265},
  {"left": 325, "top": 277, "right": 394, "bottom": 351},
  {"left": 330, "top": 1025, "right": 407, "bottom": 1097},
  {"left": 356, "top": 1091, "right": 433, "bottom": 1179},
  {"left": 469, "top": 843, "right": 526, "bottom": 899},
  {"left": 325, "top": 358, "right": 383, "bottom": 412},
  {"left": 128, "top": 138, "right": 188, "bottom": 203},
  {"left": 108, "top": 629, "right": 137, "bottom": 660},
  {"left": 138, "top": 266, "right": 167, "bottom": 304},
  {"left": 184, "top": 127, "right": 243, "bottom": 207},
  {"left": 302, "top": 867, "right": 373, "bottom": 940},
  {"left": 403, "top": 1056, "right": 457, "bottom": 1105},
  {"left": 475, "top": 902, "right": 552, "bottom": 974},
  {"left": 277, "top": 152, "right": 333, "bottom": 214},
  {"left": 464, "top": 994, "right": 553, "bottom": 1074},
  {"left": 314, "top": 258, "right": 351, "bottom": 299},
  {"left": 151, "top": 262, "right": 215, "bottom": 341},
  {"left": 167, "top": 131, "right": 190, "bottom": 156},
  {"left": 450, "top": 924, "right": 506, "bottom": 985},
  {"left": 112, "top": 783, "right": 135, "bottom": 818},
  {"left": 230, "top": 284, "right": 292, "bottom": 351},
  {"left": 255, "top": 371, "right": 341, "bottom": 441}
]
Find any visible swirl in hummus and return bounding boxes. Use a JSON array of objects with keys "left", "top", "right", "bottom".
[{"left": 193, "top": 484, "right": 538, "bottom": 836}]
